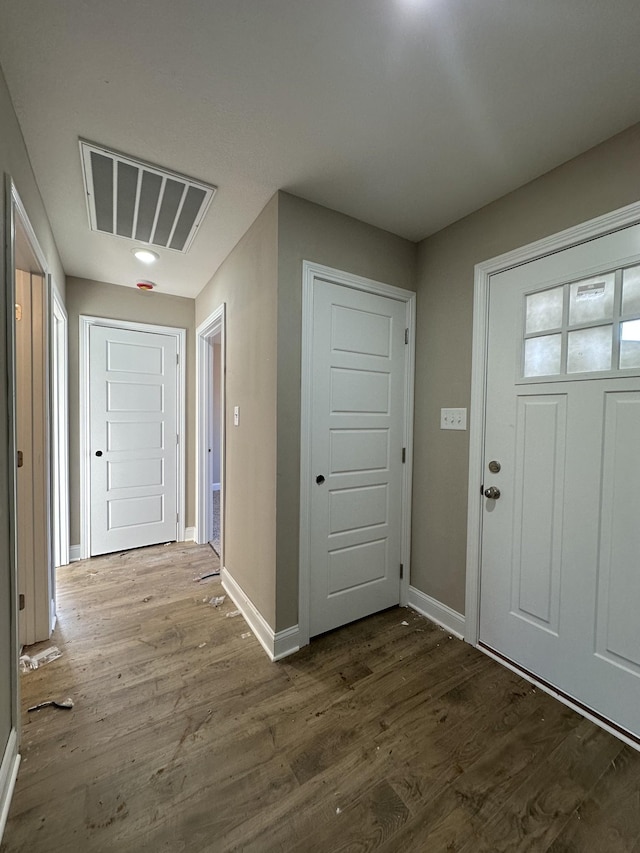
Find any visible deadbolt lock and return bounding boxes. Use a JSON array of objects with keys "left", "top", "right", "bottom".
[{"left": 488, "top": 460, "right": 501, "bottom": 473}]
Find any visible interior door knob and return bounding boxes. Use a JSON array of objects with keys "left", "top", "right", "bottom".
[
  {"left": 484, "top": 486, "right": 500, "bottom": 499},
  {"left": 315, "top": 474, "right": 325, "bottom": 485},
  {"left": 95, "top": 450, "right": 103, "bottom": 457}
]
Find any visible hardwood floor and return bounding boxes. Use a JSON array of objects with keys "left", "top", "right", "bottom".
[{"left": 2, "top": 542, "right": 639, "bottom": 852}]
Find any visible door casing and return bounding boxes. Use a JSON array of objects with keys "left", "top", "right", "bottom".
[
  {"left": 51, "top": 283, "right": 69, "bottom": 580},
  {"left": 466, "top": 198, "right": 640, "bottom": 750},
  {"left": 195, "top": 303, "right": 226, "bottom": 552},
  {"left": 299, "top": 261, "right": 416, "bottom": 649},
  {"left": 78, "top": 315, "right": 186, "bottom": 559}
]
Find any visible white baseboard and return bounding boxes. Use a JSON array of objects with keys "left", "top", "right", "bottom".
[
  {"left": 183, "top": 527, "right": 196, "bottom": 542},
  {"left": 408, "top": 586, "right": 465, "bottom": 640},
  {"left": 220, "top": 567, "right": 300, "bottom": 661},
  {"left": 0, "top": 731, "right": 20, "bottom": 844}
]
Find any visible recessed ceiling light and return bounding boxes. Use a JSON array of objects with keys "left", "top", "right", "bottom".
[{"left": 132, "top": 248, "right": 159, "bottom": 264}]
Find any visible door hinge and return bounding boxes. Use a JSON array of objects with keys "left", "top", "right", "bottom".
[
  {"left": 480, "top": 483, "right": 484, "bottom": 496},
  {"left": 400, "top": 563, "right": 404, "bottom": 580},
  {"left": 19, "top": 593, "right": 25, "bottom": 611},
  {"left": 17, "top": 450, "right": 23, "bottom": 468},
  {"left": 176, "top": 513, "right": 179, "bottom": 523},
  {"left": 176, "top": 434, "right": 179, "bottom": 445},
  {"left": 176, "top": 353, "right": 179, "bottom": 365},
  {"left": 404, "top": 328, "right": 409, "bottom": 345},
  {"left": 402, "top": 447, "right": 406, "bottom": 464}
]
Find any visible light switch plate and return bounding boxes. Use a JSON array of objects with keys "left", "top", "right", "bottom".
[{"left": 440, "top": 407, "right": 467, "bottom": 430}]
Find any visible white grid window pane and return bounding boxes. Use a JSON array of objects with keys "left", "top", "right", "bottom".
[
  {"left": 525, "top": 286, "right": 564, "bottom": 334},
  {"left": 569, "top": 274, "right": 615, "bottom": 325},
  {"left": 524, "top": 334, "right": 562, "bottom": 377},
  {"left": 567, "top": 325, "right": 612, "bottom": 373},
  {"left": 620, "top": 320, "right": 640, "bottom": 369},
  {"left": 622, "top": 266, "right": 640, "bottom": 316}
]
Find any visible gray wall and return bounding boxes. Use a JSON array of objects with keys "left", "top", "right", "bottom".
[
  {"left": 275, "top": 192, "right": 417, "bottom": 630},
  {"left": 65, "top": 277, "right": 196, "bottom": 545},
  {"left": 196, "top": 196, "right": 279, "bottom": 627},
  {"left": 0, "top": 62, "right": 65, "bottom": 770},
  {"left": 412, "top": 121, "right": 640, "bottom": 615}
]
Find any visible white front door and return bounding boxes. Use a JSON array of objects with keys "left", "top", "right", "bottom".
[
  {"left": 89, "top": 324, "right": 178, "bottom": 555},
  {"left": 309, "top": 279, "right": 408, "bottom": 637},
  {"left": 480, "top": 224, "right": 640, "bottom": 737}
]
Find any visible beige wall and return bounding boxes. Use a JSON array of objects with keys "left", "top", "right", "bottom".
[
  {"left": 195, "top": 196, "right": 279, "bottom": 627},
  {"left": 412, "top": 121, "right": 640, "bottom": 615},
  {"left": 275, "top": 192, "right": 417, "bottom": 630},
  {"left": 65, "top": 277, "right": 196, "bottom": 545},
  {"left": 0, "top": 62, "right": 65, "bottom": 763}
]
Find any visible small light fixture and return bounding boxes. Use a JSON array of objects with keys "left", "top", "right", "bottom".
[
  {"left": 132, "top": 248, "right": 159, "bottom": 264},
  {"left": 136, "top": 280, "right": 154, "bottom": 291}
]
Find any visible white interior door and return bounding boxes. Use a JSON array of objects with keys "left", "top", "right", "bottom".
[
  {"left": 309, "top": 279, "right": 407, "bottom": 637},
  {"left": 89, "top": 324, "right": 178, "bottom": 555},
  {"left": 480, "top": 224, "right": 640, "bottom": 737}
]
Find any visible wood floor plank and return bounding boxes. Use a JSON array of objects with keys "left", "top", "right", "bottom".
[
  {"left": 3, "top": 542, "right": 640, "bottom": 853},
  {"left": 546, "top": 744, "right": 640, "bottom": 853}
]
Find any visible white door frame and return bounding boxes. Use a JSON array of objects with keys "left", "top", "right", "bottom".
[
  {"left": 51, "top": 282, "right": 69, "bottom": 578},
  {"left": 79, "top": 315, "right": 187, "bottom": 560},
  {"left": 465, "top": 199, "right": 640, "bottom": 648},
  {"left": 1, "top": 177, "right": 24, "bottom": 843},
  {"left": 195, "top": 303, "right": 226, "bottom": 552},
  {"left": 299, "top": 261, "right": 416, "bottom": 648}
]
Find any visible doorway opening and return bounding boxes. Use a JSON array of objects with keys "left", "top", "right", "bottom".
[
  {"left": 13, "top": 187, "right": 54, "bottom": 646},
  {"left": 51, "top": 289, "right": 69, "bottom": 578},
  {"left": 196, "top": 304, "right": 226, "bottom": 561},
  {"left": 209, "top": 331, "right": 223, "bottom": 555}
]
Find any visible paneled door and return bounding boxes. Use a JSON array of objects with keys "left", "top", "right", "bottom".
[
  {"left": 480, "top": 224, "right": 640, "bottom": 737},
  {"left": 309, "top": 278, "right": 408, "bottom": 637},
  {"left": 89, "top": 324, "right": 178, "bottom": 555}
]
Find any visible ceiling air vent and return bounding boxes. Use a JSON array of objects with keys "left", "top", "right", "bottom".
[{"left": 79, "top": 140, "right": 216, "bottom": 253}]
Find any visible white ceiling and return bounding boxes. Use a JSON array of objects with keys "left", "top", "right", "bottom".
[{"left": 1, "top": 0, "right": 640, "bottom": 298}]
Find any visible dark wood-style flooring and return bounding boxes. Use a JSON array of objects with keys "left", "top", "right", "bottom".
[{"left": 2, "top": 542, "right": 640, "bottom": 852}]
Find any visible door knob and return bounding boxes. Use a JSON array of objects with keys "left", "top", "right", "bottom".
[
  {"left": 484, "top": 486, "right": 500, "bottom": 500},
  {"left": 315, "top": 474, "right": 325, "bottom": 485},
  {"left": 95, "top": 450, "right": 103, "bottom": 457}
]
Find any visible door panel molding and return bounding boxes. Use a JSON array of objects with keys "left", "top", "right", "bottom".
[
  {"left": 466, "top": 199, "right": 640, "bottom": 648},
  {"left": 299, "top": 261, "right": 416, "bottom": 648},
  {"left": 79, "top": 316, "right": 186, "bottom": 559}
]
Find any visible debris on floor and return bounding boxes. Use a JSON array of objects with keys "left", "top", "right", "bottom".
[
  {"left": 28, "top": 697, "right": 74, "bottom": 712},
  {"left": 194, "top": 570, "right": 221, "bottom": 582},
  {"left": 400, "top": 620, "right": 409, "bottom": 626},
  {"left": 142, "top": 596, "right": 152, "bottom": 603},
  {"left": 197, "top": 642, "right": 207, "bottom": 649},
  {"left": 209, "top": 595, "right": 226, "bottom": 607},
  {"left": 19, "top": 646, "right": 62, "bottom": 672},
  {"left": 225, "top": 609, "right": 241, "bottom": 618},
  {"left": 240, "top": 632, "right": 251, "bottom": 639}
]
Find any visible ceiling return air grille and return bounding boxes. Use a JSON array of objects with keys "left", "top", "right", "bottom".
[{"left": 79, "top": 140, "right": 216, "bottom": 253}]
